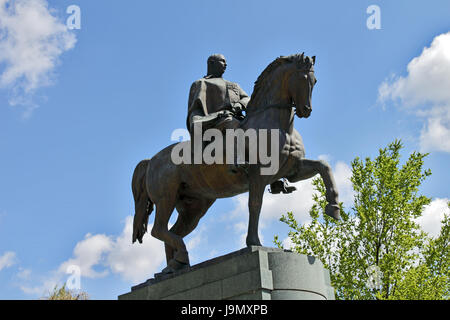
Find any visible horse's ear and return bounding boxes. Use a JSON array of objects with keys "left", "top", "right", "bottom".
[
  {"left": 300, "top": 52, "right": 304, "bottom": 60},
  {"left": 312, "top": 56, "right": 316, "bottom": 65}
]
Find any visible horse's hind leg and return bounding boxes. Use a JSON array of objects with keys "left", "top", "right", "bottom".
[
  {"left": 165, "top": 198, "right": 215, "bottom": 264},
  {"left": 151, "top": 193, "right": 190, "bottom": 270},
  {"left": 289, "top": 158, "right": 340, "bottom": 219}
]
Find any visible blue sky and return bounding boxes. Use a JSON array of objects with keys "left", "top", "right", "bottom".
[{"left": 0, "top": 0, "right": 449, "bottom": 299}]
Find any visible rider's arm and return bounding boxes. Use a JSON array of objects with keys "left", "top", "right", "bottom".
[{"left": 237, "top": 86, "right": 250, "bottom": 110}]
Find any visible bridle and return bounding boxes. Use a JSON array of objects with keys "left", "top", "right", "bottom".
[
  {"left": 245, "top": 67, "right": 314, "bottom": 118},
  {"left": 245, "top": 102, "right": 295, "bottom": 116}
]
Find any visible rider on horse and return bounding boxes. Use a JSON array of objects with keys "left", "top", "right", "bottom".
[
  {"left": 186, "top": 54, "right": 248, "bottom": 135},
  {"left": 186, "top": 54, "right": 295, "bottom": 194}
]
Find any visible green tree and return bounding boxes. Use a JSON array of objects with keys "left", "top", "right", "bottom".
[
  {"left": 390, "top": 211, "right": 449, "bottom": 299},
  {"left": 275, "top": 140, "right": 449, "bottom": 300},
  {"left": 43, "top": 283, "right": 89, "bottom": 300}
]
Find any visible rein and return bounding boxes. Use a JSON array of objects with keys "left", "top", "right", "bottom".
[{"left": 245, "top": 102, "right": 295, "bottom": 116}]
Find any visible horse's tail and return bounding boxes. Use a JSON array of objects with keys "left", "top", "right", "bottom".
[{"left": 132, "top": 159, "right": 154, "bottom": 244}]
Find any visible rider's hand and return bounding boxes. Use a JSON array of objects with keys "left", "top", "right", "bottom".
[
  {"left": 232, "top": 103, "right": 243, "bottom": 112},
  {"left": 234, "top": 103, "right": 247, "bottom": 114},
  {"left": 232, "top": 103, "right": 246, "bottom": 119}
]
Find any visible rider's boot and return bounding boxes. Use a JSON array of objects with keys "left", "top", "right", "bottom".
[{"left": 269, "top": 179, "right": 297, "bottom": 194}]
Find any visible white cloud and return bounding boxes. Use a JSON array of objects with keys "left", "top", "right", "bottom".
[
  {"left": 21, "top": 232, "right": 114, "bottom": 298},
  {"left": 59, "top": 233, "right": 113, "bottom": 279},
  {"left": 334, "top": 161, "right": 354, "bottom": 206},
  {"left": 318, "top": 154, "right": 332, "bottom": 163},
  {"left": 106, "top": 216, "right": 166, "bottom": 283},
  {"left": 181, "top": 225, "right": 211, "bottom": 265},
  {"left": 19, "top": 216, "right": 168, "bottom": 296},
  {"left": 282, "top": 236, "right": 294, "bottom": 250},
  {"left": 232, "top": 220, "right": 250, "bottom": 248},
  {"left": 0, "top": 251, "right": 17, "bottom": 271},
  {"left": 59, "top": 216, "right": 166, "bottom": 284},
  {"left": 0, "top": 0, "right": 76, "bottom": 109},
  {"left": 420, "top": 115, "right": 450, "bottom": 153},
  {"left": 16, "top": 267, "right": 31, "bottom": 280},
  {"left": 186, "top": 225, "right": 206, "bottom": 252},
  {"left": 416, "top": 198, "right": 449, "bottom": 238},
  {"left": 378, "top": 32, "right": 450, "bottom": 153},
  {"left": 262, "top": 180, "right": 316, "bottom": 222},
  {"left": 19, "top": 273, "right": 61, "bottom": 297}
]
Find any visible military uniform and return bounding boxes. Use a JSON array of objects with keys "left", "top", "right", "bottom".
[{"left": 186, "top": 76, "right": 250, "bottom": 134}]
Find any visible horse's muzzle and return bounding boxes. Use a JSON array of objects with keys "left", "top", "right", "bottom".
[{"left": 296, "top": 105, "right": 312, "bottom": 118}]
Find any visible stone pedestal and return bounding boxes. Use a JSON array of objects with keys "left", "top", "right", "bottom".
[{"left": 118, "top": 246, "right": 335, "bottom": 300}]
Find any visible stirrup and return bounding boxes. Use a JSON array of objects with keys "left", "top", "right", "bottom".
[{"left": 269, "top": 179, "right": 296, "bottom": 194}]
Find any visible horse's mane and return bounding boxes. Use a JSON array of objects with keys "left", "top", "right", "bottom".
[{"left": 247, "top": 53, "right": 314, "bottom": 109}]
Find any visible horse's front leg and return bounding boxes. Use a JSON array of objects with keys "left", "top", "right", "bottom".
[
  {"left": 246, "top": 180, "right": 266, "bottom": 247},
  {"left": 290, "top": 158, "right": 340, "bottom": 220}
]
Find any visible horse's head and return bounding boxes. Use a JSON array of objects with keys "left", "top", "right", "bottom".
[
  {"left": 286, "top": 53, "right": 316, "bottom": 118},
  {"left": 247, "top": 53, "right": 317, "bottom": 118}
]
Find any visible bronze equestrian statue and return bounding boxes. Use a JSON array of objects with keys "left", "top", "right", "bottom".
[
  {"left": 186, "top": 54, "right": 294, "bottom": 193},
  {"left": 131, "top": 53, "right": 340, "bottom": 274}
]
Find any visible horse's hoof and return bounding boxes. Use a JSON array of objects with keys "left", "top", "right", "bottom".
[
  {"left": 325, "top": 204, "right": 341, "bottom": 220},
  {"left": 167, "top": 258, "right": 190, "bottom": 272},
  {"left": 161, "top": 260, "right": 189, "bottom": 274},
  {"left": 174, "top": 249, "right": 190, "bottom": 265},
  {"left": 246, "top": 236, "right": 262, "bottom": 247},
  {"left": 161, "top": 265, "right": 175, "bottom": 274}
]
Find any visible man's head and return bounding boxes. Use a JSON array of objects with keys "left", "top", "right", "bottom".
[{"left": 207, "top": 54, "right": 227, "bottom": 78}]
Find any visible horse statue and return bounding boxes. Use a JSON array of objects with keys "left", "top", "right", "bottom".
[{"left": 131, "top": 53, "right": 340, "bottom": 273}]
